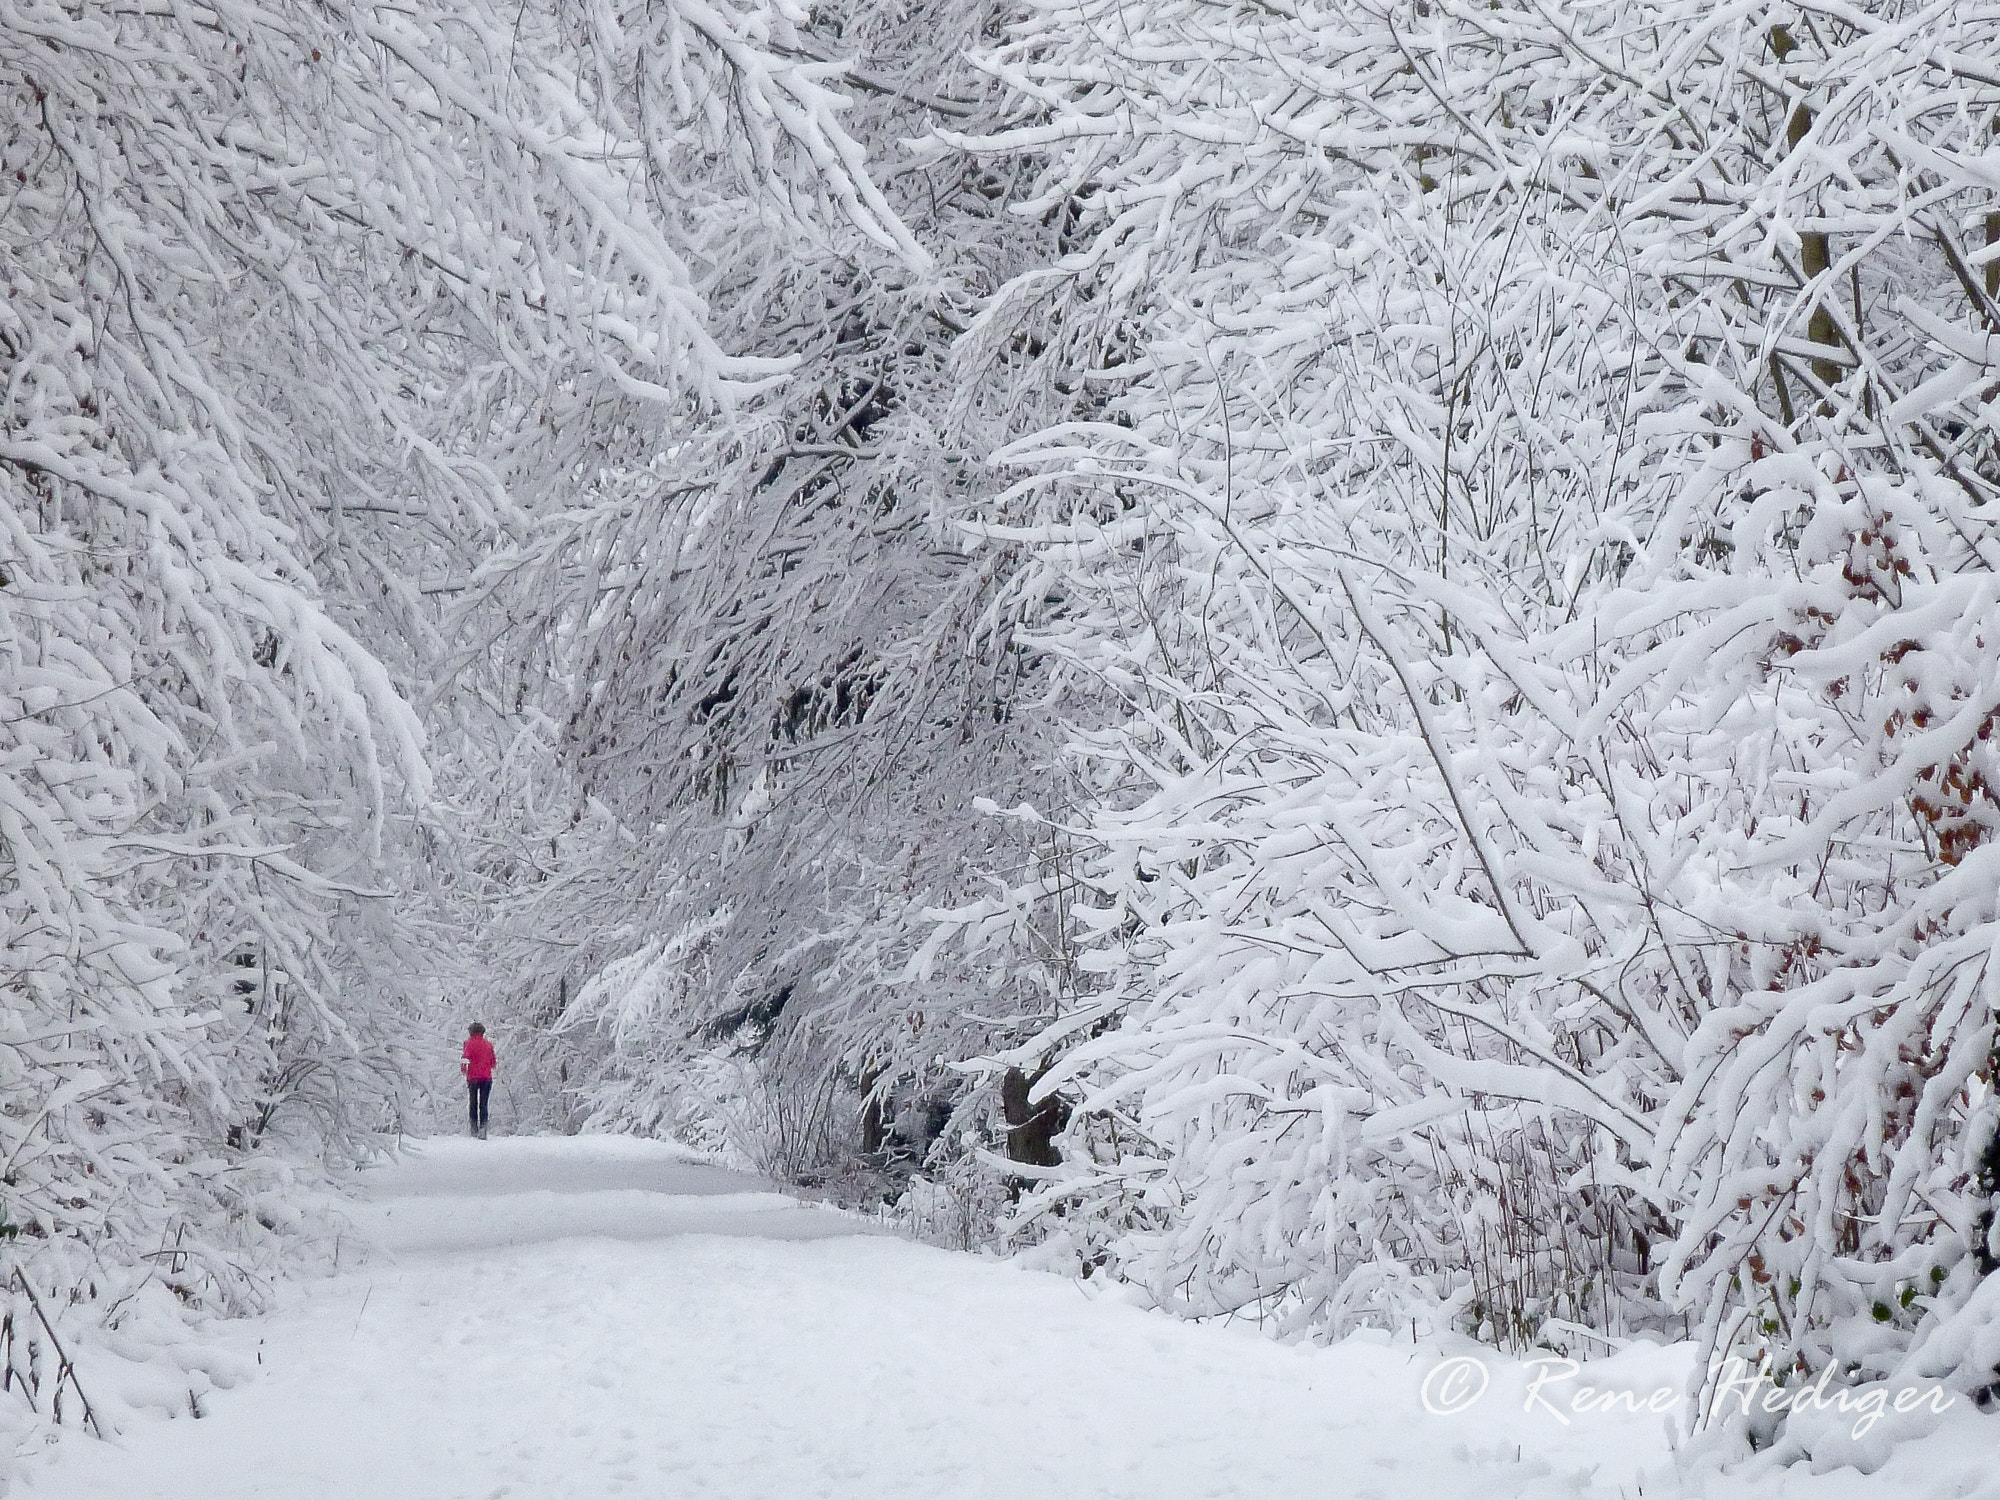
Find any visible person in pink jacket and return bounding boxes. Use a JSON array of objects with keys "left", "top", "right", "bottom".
[{"left": 461, "top": 1022, "right": 496, "bottom": 1139}]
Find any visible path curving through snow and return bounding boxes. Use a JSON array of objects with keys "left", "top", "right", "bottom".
[{"left": 13, "top": 1136, "right": 1969, "bottom": 1500}]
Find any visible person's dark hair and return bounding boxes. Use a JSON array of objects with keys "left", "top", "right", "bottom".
[{"left": 468, "top": 1022, "right": 486, "bottom": 1036}]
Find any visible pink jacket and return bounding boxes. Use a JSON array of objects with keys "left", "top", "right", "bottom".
[{"left": 462, "top": 1035, "right": 496, "bottom": 1082}]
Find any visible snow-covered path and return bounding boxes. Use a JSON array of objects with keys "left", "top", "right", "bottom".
[{"left": 12, "top": 1137, "right": 1959, "bottom": 1500}]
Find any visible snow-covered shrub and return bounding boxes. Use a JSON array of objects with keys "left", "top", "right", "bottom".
[{"left": 897, "top": 1166, "right": 1012, "bottom": 1253}]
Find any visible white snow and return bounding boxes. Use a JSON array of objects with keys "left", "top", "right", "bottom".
[{"left": 14, "top": 1136, "right": 1992, "bottom": 1500}]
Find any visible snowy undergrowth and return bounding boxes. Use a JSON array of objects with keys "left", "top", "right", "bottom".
[{"left": 1, "top": 1159, "right": 354, "bottom": 1474}]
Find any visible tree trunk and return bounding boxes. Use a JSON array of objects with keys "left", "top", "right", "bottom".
[{"left": 999, "top": 1066, "right": 1066, "bottom": 1170}]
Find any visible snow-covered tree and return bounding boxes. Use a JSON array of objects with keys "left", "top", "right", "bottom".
[
  {"left": 0, "top": 0, "right": 940, "bottom": 1439},
  {"left": 929, "top": 0, "right": 2000, "bottom": 1420},
  {"left": 449, "top": 0, "right": 1116, "bottom": 1187}
]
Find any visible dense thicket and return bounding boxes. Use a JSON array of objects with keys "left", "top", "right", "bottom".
[{"left": 927, "top": 0, "right": 2000, "bottom": 1435}]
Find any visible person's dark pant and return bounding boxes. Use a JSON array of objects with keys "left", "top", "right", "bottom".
[{"left": 467, "top": 1078, "right": 491, "bottom": 1135}]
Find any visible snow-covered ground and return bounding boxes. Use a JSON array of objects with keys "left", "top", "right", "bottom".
[{"left": 14, "top": 1136, "right": 1991, "bottom": 1499}]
